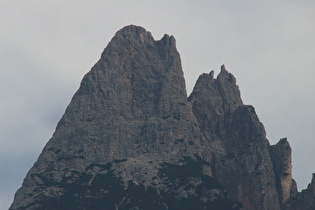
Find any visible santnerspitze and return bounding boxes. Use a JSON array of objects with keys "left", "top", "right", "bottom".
[{"left": 10, "top": 25, "right": 315, "bottom": 210}]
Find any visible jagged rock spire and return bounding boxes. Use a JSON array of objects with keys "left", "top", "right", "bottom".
[
  {"left": 10, "top": 25, "right": 206, "bottom": 210},
  {"left": 188, "top": 68, "right": 281, "bottom": 210},
  {"left": 10, "top": 25, "right": 315, "bottom": 210},
  {"left": 188, "top": 65, "right": 243, "bottom": 138},
  {"left": 270, "top": 138, "right": 295, "bottom": 207}
]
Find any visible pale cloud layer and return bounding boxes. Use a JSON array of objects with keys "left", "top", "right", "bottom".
[{"left": 1, "top": 1, "right": 315, "bottom": 209}]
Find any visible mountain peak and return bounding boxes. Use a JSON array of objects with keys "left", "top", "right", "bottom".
[
  {"left": 220, "top": 64, "right": 227, "bottom": 72},
  {"left": 109, "top": 25, "right": 176, "bottom": 50},
  {"left": 118, "top": 24, "right": 147, "bottom": 33},
  {"left": 10, "top": 26, "right": 315, "bottom": 210},
  {"left": 11, "top": 25, "right": 210, "bottom": 209},
  {"left": 113, "top": 25, "right": 154, "bottom": 45}
]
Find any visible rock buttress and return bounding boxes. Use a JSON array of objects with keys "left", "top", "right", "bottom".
[
  {"left": 270, "top": 138, "right": 297, "bottom": 208},
  {"left": 188, "top": 65, "right": 281, "bottom": 210},
  {"left": 10, "top": 26, "right": 240, "bottom": 210}
]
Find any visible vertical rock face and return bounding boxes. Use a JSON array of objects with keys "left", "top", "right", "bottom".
[
  {"left": 10, "top": 25, "right": 315, "bottom": 210},
  {"left": 50, "top": 25, "right": 199, "bottom": 163},
  {"left": 188, "top": 67, "right": 281, "bottom": 210},
  {"left": 10, "top": 25, "right": 237, "bottom": 210},
  {"left": 270, "top": 138, "right": 296, "bottom": 207},
  {"left": 187, "top": 66, "right": 242, "bottom": 140}
]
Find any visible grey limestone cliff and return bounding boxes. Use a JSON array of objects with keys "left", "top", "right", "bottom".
[
  {"left": 10, "top": 25, "right": 315, "bottom": 210},
  {"left": 188, "top": 66, "right": 281, "bottom": 210},
  {"left": 270, "top": 138, "right": 297, "bottom": 208},
  {"left": 10, "top": 25, "right": 233, "bottom": 210}
]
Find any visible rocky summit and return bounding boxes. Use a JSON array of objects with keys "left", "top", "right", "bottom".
[{"left": 10, "top": 25, "right": 315, "bottom": 210}]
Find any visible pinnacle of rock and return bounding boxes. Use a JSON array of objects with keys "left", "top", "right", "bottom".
[
  {"left": 10, "top": 25, "right": 315, "bottom": 210},
  {"left": 10, "top": 25, "right": 210, "bottom": 209},
  {"left": 270, "top": 138, "right": 295, "bottom": 207}
]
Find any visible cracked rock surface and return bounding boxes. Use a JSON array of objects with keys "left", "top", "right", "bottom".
[{"left": 10, "top": 25, "right": 314, "bottom": 210}]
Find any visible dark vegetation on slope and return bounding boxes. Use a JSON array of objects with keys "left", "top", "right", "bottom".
[{"left": 29, "top": 158, "right": 241, "bottom": 210}]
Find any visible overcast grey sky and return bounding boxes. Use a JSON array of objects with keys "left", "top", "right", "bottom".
[{"left": 1, "top": 1, "right": 315, "bottom": 209}]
